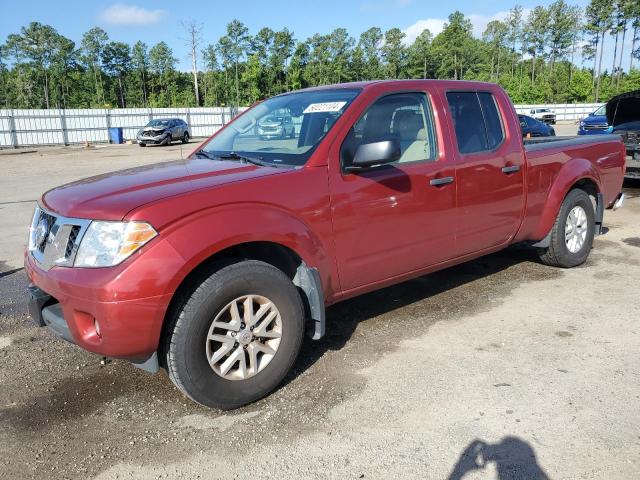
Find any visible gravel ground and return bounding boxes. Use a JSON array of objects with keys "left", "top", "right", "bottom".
[{"left": 1, "top": 138, "right": 639, "bottom": 479}]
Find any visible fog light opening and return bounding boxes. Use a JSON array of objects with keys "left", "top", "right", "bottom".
[{"left": 94, "top": 319, "right": 102, "bottom": 338}]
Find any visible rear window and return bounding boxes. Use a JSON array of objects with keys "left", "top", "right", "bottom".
[{"left": 446, "top": 92, "right": 505, "bottom": 154}]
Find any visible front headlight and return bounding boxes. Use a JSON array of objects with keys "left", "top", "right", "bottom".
[
  {"left": 580, "top": 120, "right": 585, "bottom": 127},
  {"left": 74, "top": 221, "right": 157, "bottom": 268}
]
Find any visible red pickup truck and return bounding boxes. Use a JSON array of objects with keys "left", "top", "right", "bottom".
[{"left": 26, "top": 80, "right": 625, "bottom": 409}]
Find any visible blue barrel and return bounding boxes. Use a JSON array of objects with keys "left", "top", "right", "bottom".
[{"left": 108, "top": 127, "right": 124, "bottom": 144}]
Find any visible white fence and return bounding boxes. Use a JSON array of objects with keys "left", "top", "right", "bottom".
[
  {"left": 0, "top": 107, "right": 247, "bottom": 148},
  {"left": 0, "top": 103, "right": 603, "bottom": 148},
  {"left": 513, "top": 103, "right": 603, "bottom": 121}
]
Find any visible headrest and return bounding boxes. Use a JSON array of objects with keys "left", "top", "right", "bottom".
[{"left": 393, "top": 110, "right": 424, "bottom": 140}]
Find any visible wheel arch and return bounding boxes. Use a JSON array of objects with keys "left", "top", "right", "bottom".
[
  {"left": 531, "top": 159, "right": 603, "bottom": 241},
  {"left": 159, "top": 240, "right": 326, "bottom": 366}
]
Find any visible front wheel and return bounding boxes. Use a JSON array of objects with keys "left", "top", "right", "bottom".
[
  {"left": 537, "top": 188, "right": 595, "bottom": 268},
  {"left": 164, "top": 260, "right": 305, "bottom": 409}
]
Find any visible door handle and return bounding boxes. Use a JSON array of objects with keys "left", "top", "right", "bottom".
[
  {"left": 430, "top": 176, "right": 455, "bottom": 187},
  {"left": 501, "top": 165, "right": 521, "bottom": 174}
]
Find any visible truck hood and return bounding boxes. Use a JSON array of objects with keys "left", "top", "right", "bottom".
[
  {"left": 41, "top": 157, "right": 286, "bottom": 220},
  {"left": 581, "top": 114, "right": 607, "bottom": 125},
  {"left": 606, "top": 90, "right": 640, "bottom": 127}
]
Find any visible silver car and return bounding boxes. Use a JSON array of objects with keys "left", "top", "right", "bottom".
[
  {"left": 257, "top": 113, "right": 296, "bottom": 140},
  {"left": 137, "top": 118, "right": 191, "bottom": 147}
]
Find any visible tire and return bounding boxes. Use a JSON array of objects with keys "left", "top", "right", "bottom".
[
  {"left": 162, "top": 135, "right": 171, "bottom": 146},
  {"left": 139, "top": 143, "right": 146, "bottom": 147},
  {"left": 165, "top": 260, "right": 305, "bottom": 409},
  {"left": 537, "top": 188, "right": 595, "bottom": 268},
  {"left": 182, "top": 132, "right": 190, "bottom": 144}
]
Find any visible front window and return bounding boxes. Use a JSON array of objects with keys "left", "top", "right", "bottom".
[
  {"left": 341, "top": 92, "right": 438, "bottom": 167},
  {"left": 201, "top": 89, "right": 360, "bottom": 167}
]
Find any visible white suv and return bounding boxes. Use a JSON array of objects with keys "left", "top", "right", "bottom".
[{"left": 529, "top": 108, "right": 556, "bottom": 125}]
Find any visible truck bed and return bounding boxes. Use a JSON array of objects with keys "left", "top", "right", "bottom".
[
  {"left": 525, "top": 134, "right": 636, "bottom": 179},
  {"left": 523, "top": 134, "right": 614, "bottom": 151}
]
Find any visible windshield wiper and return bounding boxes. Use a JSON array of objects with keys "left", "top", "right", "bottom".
[
  {"left": 193, "top": 150, "right": 215, "bottom": 159},
  {"left": 213, "top": 151, "right": 271, "bottom": 167}
]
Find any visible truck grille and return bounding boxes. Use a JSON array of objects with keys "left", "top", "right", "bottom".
[
  {"left": 35, "top": 210, "right": 57, "bottom": 253},
  {"left": 29, "top": 207, "right": 91, "bottom": 270},
  {"left": 65, "top": 226, "right": 81, "bottom": 258},
  {"left": 584, "top": 124, "right": 608, "bottom": 131}
]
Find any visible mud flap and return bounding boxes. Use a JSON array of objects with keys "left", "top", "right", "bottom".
[
  {"left": 594, "top": 192, "right": 604, "bottom": 235},
  {"left": 293, "top": 263, "right": 325, "bottom": 340}
]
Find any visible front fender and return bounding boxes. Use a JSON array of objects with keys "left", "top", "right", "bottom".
[
  {"left": 158, "top": 203, "right": 335, "bottom": 299},
  {"left": 532, "top": 157, "right": 602, "bottom": 240}
]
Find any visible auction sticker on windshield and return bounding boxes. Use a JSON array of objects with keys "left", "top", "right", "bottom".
[{"left": 303, "top": 102, "right": 347, "bottom": 114}]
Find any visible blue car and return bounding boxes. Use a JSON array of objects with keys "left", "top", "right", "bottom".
[
  {"left": 577, "top": 105, "right": 611, "bottom": 135},
  {"left": 518, "top": 115, "right": 556, "bottom": 137}
]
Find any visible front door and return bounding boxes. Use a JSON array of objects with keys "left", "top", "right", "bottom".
[{"left": 329, "top": 91, "right": 458, "bottom": 291}]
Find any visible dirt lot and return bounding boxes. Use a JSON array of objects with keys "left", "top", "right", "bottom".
[{"left": 1, "top": 134, "right": 639, "bottom": 479}]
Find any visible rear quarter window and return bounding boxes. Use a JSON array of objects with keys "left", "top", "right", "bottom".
[{"left": 478, "top": 93, "right": 504, "bottom": 149}]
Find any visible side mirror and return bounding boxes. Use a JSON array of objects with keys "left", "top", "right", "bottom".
[{"left": 346, "top": 139, "right": 401, "bottom": 172}]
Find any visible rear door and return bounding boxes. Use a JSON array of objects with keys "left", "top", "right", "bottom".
[
  {"left": 445, "top": 91, "right": 525, "bottom": 256},
  {"left": 329, "top": 90, "right": 457, "bottom": 291}
]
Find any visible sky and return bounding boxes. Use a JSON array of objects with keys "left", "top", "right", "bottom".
[{"left": 0, "top": 0, "right": 630, "bottom": 72}]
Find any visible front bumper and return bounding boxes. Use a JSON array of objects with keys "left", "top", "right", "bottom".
[
  {"left": 137, "top": 133, "right": 169, "bottom": 145},
  {"left": 578, "top": 127, "right": 610, "bottom": 135},
  {"left": 24, "top": 236, "right": 185, "bottom": 370},
  {"left": 27, "top": 285, "right": 160, "bottom": 372}
]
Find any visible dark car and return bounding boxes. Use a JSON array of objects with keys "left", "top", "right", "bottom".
[
  {"left": 518, "top": 115, "right": 556, "bottom": 137},
  {"left": 578, "top": 104, "right": 611, "bottom": 135},
  {"left": 257, "top": 111, "right": 296, "bottom": 140},
  {"left": 607, "top": 90, "right": 640, "bottom": 178},
  {"left": 137, "top": 118, "right": 191, "bottom": 147}
]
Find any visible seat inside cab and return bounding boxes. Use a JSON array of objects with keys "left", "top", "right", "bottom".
[{"left": 342, "top": 93, "right": 434, "bottom": 166}]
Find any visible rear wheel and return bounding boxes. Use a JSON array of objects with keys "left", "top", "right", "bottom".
[
  {"left": 165, "top": 260, "right": 305, "bottom": 410},
  {"left": 182, "top": 132, "right": 190, "bottom": 144},
  {"left": 537, "top": 188, "right": 595, "bottom": 268}
]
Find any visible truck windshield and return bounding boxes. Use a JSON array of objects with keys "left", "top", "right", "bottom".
[
  {"left": 200, "top": 89, "right": 360, "bottom": 167},
  {"left": 593, "top": 105, "right": 606, "bottom": 116}
]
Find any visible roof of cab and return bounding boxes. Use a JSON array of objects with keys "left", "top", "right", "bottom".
[{"left": 281, "top": 79, "right": 503, "bottom": 94}]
